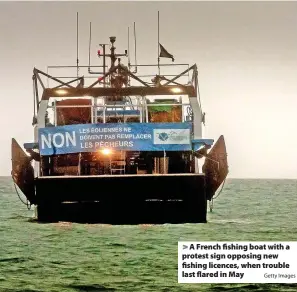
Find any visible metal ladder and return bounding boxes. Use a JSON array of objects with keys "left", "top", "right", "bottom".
[{"left": 110, "top": 151, "right": 126, "bottom": 175}]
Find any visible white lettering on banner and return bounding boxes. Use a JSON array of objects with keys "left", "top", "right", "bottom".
[
  {"left": 40, "top": 134, "right": 51, "bottom": 149},
  {"left": 40, "top": 131, "right": 76, "bottom": 149},
  {"left": 78, "top": 127, "right": 133, "bottom": 134},
  {"left": 116, "top": 133, "right": 152, "bottom": 140},
  {"left": 78, "top": 133, "right": 152, "bottom": 141},
  {"left": 153, "top": 129, "right": 190, "bottom": 145},
  {"left": 178, "top": 242, "right": 297, "bottom": 284},
  {"left": 94, "top": 141, "right": 134, "bottom": 148},
  {"left": 52, "top": 133, "right": 64, "bottom": 148}
]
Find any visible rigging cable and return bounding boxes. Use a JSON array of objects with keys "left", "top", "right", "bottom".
[
  {"left": 209, "top": 178, "right": 226, "bottom": 212},
  {"left": 12, "top": 180, "right": 31, "bottom": 210},
  {"left": 213, "top": 178, "right": 226, "bottom": 200},
  {"left": 196, "top": 69, "right": 203, "bottom": 113}
]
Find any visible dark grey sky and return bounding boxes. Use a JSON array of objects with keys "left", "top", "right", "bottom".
[{"left": 1, "top": 1, "right": 297, "bottom": 178}]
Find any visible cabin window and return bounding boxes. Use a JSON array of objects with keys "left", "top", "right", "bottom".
[
  {"left": 50, "top": 98, "right": 92, "bottom": 126},
  {"left": 147, "top": 99, "right": 182, "bottom": 123}
]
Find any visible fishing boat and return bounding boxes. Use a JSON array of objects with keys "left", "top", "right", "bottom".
[{"left": 11, "top": 16, "right": 228, "bottom": 223}]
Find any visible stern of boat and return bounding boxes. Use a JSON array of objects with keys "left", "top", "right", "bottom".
[{"left": 35, "top": 173, "right": 207, "bottom": 223}]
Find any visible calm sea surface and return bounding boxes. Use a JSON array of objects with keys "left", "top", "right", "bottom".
[{"left": 0, "top": 177, "right": 296, "bottom": 292}]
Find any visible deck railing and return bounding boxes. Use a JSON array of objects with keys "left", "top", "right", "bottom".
[{"left": 47, "top": 101, "right": 193, "bottom": 125}]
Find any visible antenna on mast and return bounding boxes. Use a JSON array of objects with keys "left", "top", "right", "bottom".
[
  {"left": 128, "top": 27, "right": 131, "bottom": 69},
  {"left": 133, "top": 22, "right": 137, "bottom": 73},
  {"left": 88, "top": 22, "right": 92, "bottom": 71},
  {"left": 157, "top": 11, "right": 160, "bottom": 75},
  {"left": 128, "top": 26, "right": 131, "bottom": 85},
  {"left": 76, "top": 12, "right": 79, "bottom": 83}
]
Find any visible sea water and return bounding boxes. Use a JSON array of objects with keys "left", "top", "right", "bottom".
[{"left": 0, "top": 177, "right": 296, "bottom": 291}]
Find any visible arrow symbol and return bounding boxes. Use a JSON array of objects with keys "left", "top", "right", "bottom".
[{"left": 183, "top": 245, "right": 188, "bottom": 250}]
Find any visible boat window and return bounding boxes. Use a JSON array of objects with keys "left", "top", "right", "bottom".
[
  {"left": 48, "top": 97, "right": 92, "bottom": 126},
  {"left": 96, "top": 96, "right": 141, "bottom": 123},
  {"left": 146, "top": 95, "right": 192, "bottom": 123},
  {"left": 46, "top": 95, "right": 193, "bottom": 125}
]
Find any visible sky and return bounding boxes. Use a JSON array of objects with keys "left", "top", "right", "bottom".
[{"left": 0, "top": 1, "right": 297, "bottom": 178}]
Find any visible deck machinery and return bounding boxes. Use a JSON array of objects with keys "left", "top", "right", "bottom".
[{"left": 11, "top": 35, "right": 228, "bottom": 223}]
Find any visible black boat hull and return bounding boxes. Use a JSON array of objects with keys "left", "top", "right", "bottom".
[{"left": 35, "top": 174, "right": 207, "bottom": 223}]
